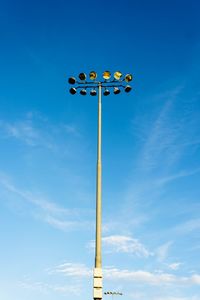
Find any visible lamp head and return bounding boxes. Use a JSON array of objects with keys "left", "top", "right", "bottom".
[
  {"left": 68, "top": 77, "right": 76, "bottom": 84},
  {"left": 103, "top": 89, "right": 110, "bottom": 96},
  {"left": 114, "top": 87, "right": 121, "bottom": 94},
  {"left": 124, "top": 85, "right": 132, "bottom": 92},
  {"left": 125, "top": 74, "right": 133, "bottom": 82},
  {"left": 103, "top": 71, "right": 111, "bottom": 80},
  {"left": 89, "top": 71, "right": 97, "bottom": 80},
  {"left": 80, "top": 89, "right": 87, "bottom": 95},
  {"left": 69, "top": 87, "right": 77, "bottom": 95},
  {"left": 79, "top": 72, "right": 87, "bottom": 81},
  {"left": 90, "top": 89, "right": 97, "bottom": 96},
  {"left": 114, "top": 71, "right": 122, "bottom": 80}
]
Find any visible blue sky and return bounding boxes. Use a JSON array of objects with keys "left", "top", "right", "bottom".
[{"left": 0, "top": 0, "right": 200, "bottom": 299}]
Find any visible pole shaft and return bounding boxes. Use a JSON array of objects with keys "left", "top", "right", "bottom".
[{"left": 95, "top": 83, "right": 102, "bottom": 268}]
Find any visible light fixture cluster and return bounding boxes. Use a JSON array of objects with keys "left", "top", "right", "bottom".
[
  {"left": 104, "top": 292, "right": 123, "bottom": 295},
  {"left": 68, "top": 71, "right": 133, "bottom": 96}
]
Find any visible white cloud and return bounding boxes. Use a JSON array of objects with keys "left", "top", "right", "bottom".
[
  {"left": 48, "top": 262, "right": 92, "bottom": 277},
  {"left": 175, "top": 218, "right": 200, "bottom": 235},
  {"left": 156, "top": 168, "right": 200, "bottom": 186},
  {"left": 156, "top": 241, "right": 173, "bottom": 262},
  {"left": 190, "top": 274, "right": 200, "bottom": 284},
  {"left": 102, "top": 235, "right": 152, "bottom": 257},
  {"left": 0, "top": 173, "right": 89, "bottom": 231},
  {"left": 0, "top": 113, "right": 81, "bottom": 151},
  {"left": 48, "top": 262, "right": 200, "bottom": 287},
  {"left": 18, "top": 279, "right": 81, "bottom": 295},
  {"left": 168, "top": 262, "right": 182, "bottom": 271},
  {"left": 0, "top": 118, "right": 55, "bottom": 149}
]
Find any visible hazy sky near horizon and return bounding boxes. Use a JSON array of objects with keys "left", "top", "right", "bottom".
[{"left": 1, "top": 1, "right": 200, "bottom": 300}]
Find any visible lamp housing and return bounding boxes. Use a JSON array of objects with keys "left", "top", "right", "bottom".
[
  {"left": 114, "top": 87, "right": 121, "bottom": 94},
  {"left": 125, "top": 74, "right": 133, "bottom": 82},
  {"left": 80, "top": 89, "right": 87, "bottom": 95},
  {"left": 90, "top": 89, "right": 97, "bottom": 96},
  {"left": 79, "top": 73, "right": 87, "bottom": 81},
  {"left": 68, "top": 77, "right": 76, "bottom": 84},
  {"left": 114, "top": 71, "right": 122, "bottom": 80},
  {"left": 124, "top": 85, "right": 132, "bottom": 92},
  {"left": 90, "top": 71, "right": 97, "bottom": 80},
  {"left": 103, "top": 89, "right": 110, "bottom": 96},
  {"left": 103, "top": 71, "right": 111, "bottom": 80},
  {"left": 69, "top": 87, "right": 77, "bottom": 95}
]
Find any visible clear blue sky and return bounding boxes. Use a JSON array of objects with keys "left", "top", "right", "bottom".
[{"left": 0, "top": 1, "right": 200, "bottom": 300}]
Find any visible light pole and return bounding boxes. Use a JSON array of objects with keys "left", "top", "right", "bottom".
[{"left": 68, "top": 71, "right": 133, "bottom": 300}]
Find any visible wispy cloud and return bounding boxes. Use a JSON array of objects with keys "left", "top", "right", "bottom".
[
  {"left": 175, "top": 218, "right": 200, "bottom": 235},
  {"left": 155, "top": 241, "right": 173, "bottom": 262},
  {"left": 0, "top": 173, "right": 90, "bottom": 231},
  {"left": 48, "top": 261, "right": 200, "bottom": 286},
  {"left": 18, "top": 278, "right": 81, "bottom": 295},
  {"left": 48, "top": 262, "right": 92, "bottom": 277},
  {"left": 102, "top": 235, "right": 152, "bottom": 257},
  {"left": 155, "top": 168, "right": 200, "bottom": 186},
  {"left": 0, "top": 118, "right": 54, "bottom": 149},
  {"left": 168, "top": 262, "right": 182, "bottom": 271},
  {"left": 136, "top": 85, "right": 200, "bottom": 174},
  {"left": 0, "top": 111, "right": 81, "bottom": 150}
]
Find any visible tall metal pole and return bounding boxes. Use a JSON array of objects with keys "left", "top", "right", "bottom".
[
  {"left": 93, "top": 83, "right": 103, "bottom": 300},
  {"left": 95, "top": 82, "right": 102, "bottom": 268}
]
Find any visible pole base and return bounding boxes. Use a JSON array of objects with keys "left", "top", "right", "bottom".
[{"left": 93, "top": 268, "right": 102, "bottom": 300}]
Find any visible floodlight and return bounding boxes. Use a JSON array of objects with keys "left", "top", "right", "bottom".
[
  {"left": 89, "top": 71, "right": 97, "bottom": 80},
  {"left": 124, "top": 85, "right": 132, "bottom": 92},
  {"left": 90, "top": 89, "right": 97, "bottom": 96},
  {"left": 79, "top": 73, "right": 86, "bottom": 80},
  {"left": 125, "top": 74, "right": 133, "bottom": 82},
  {"left": 80, "top": 89, "right": 87, "bottom": 95},
  {"left": 103, "top": 71, "right": 111, "bottom": 80},
  {"left": 69, "top": 87, "right": 77, "bottom": 95},
  {"left": 103, "top": 89, "right": 110, "bottom": 96},
  {"left": 114, "top": 71, "right": 122, "bottom": 80},
  {"left": 68, "top": 77, "right": 76, "bottom": 84},
  {"left": 114, "top": 87, "right": 121, "bottom": 94}
]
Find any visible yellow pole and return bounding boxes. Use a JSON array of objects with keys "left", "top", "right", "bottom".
[{"left": 93, "top": 83, "right": 103, "bottom": 300}]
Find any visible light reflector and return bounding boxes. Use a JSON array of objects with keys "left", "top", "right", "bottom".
[
  {"left": 89, "top": 71, "right": 97, "bottom": 80},
  {"left": 125, "top": 74, "right": 133, "bottom": 82},
  {"left": 103, "top": 89, "right": 110, "bottom": 96},
  {"left": 90, "top": 89, "right": 97, "bottom": 96},
  {"left": 114, "top": 87, "right": 121, "bottom": 94},
  {"left": 79, "top": 73, "right": 86, "bottom": 81},
  {"left": 103, "top": 71, "right": 111, "bottom": 80},
  {"left": 80, "top": 89, "right": 87, "bottom": 95},
  {"left": 68, "top": 77, "right": 76, "bottom": 84},
  {"left": 114, "top": 71, "right": 122, "bottom": 80},
  {"left": 69, "top": 87, "right": 76, "bottom": 95},
  {"left": 124, "top": 85, "right": 132, "bottom": 92}
]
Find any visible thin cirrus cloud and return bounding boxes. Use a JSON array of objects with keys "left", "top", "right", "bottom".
[
  {"left": 136, "top": 85, "right": 200, "bottom": 173},
  {"left": 168, "top": 262, "right": 182, "bottom": 271},
  {"left": 0, "top": 118, "right": 55, "bottom": 149},
  {"left": 155, "top": 241, "right": 173, "bottom": 262},
  {"left": 18, "top": 279, "right": 81, "bottom": 295},
  {"left": 155, "top": 168, "right": 200, "bottom": 186},
  {"left": 48, "top": 261, "right": 200, "bottom": 286},
  {"left": 88, "top": 235, "right": 152, "bottom": 258},
  {"left": 102, "top": 235, "right": 152, "bottom": 257},
  {"left": 0, "top": 172, "right": 90, "bottom": 231},
  {"left": 0, "top": 113, "right": 80, "bottom": 150},
  {"left": 174, "top": 218, "right": 200, "bottom": 235}
]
